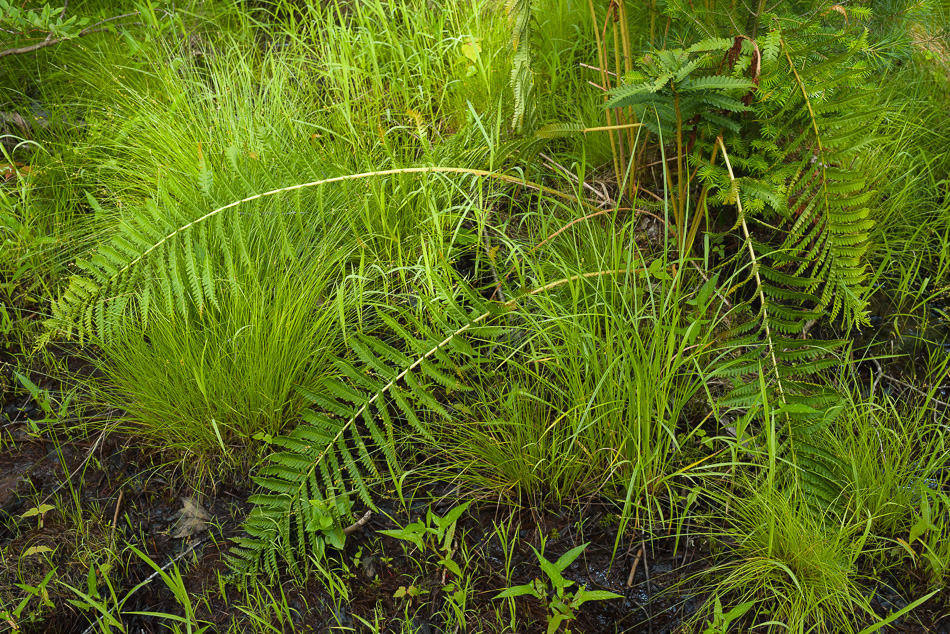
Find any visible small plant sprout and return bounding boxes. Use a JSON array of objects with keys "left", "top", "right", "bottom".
[
  {"left": 379, "top": 501, "right": 471, "bottom": 577},
  {"left": 702, "top": 597, "right": 755, "bottom": 634},
  {"left": 494, "top": 542, "right": 622, "bottom": 634},
  {"left": 20, "top": 504, "right": 55, "bottom": 529}
]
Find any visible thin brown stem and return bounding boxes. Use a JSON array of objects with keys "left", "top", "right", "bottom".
[
  {"left": 1, "top": 12, "right": 145, "bottom": 58},
  {"left": 588, "top": 0, "right": 622, "bottom": 187}
]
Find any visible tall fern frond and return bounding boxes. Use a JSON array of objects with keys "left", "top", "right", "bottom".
[
  {"left": 709, "top": 26, "right": 876, "bottom": 502},
  {"left": 611, "top": 21, "right": 879, "bottom": 509},
  {"left": 44, "top": 166, "right": 567, "bottom": 344}
]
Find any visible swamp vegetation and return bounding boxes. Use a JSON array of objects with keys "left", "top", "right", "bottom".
[{"left": 1, "top": 0, "right": 950, "bottom": 631}]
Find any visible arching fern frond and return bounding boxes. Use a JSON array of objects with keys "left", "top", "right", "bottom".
[
  {"left": 44, "top": 166, "right": 570, "bottom": 344},
  {"left": 226, "top": 285, "right": 504, "bottom": 578}
]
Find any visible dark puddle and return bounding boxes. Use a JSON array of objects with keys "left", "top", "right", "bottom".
[{"left": 855, "top": 290, "right": 950, "bottom": 389}]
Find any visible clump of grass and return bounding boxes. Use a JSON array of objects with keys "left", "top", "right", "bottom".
[
  {"left": 830, "top": 391, "right": 950, "bottom": 587},
  {"left": 432, "top": 241, "right": 727, "bottom": 509},
  {"left": 703, "top": 480, "right": 874, "bottom": 633},
  {"left": 95, "top": 260, "right": 346, "bottom": 484},
  {"left": 834, "top": 395, "right": 948, "bottom": 536}
]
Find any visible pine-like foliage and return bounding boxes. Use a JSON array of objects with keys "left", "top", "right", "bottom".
[
  {"left": 227, "top": 286, "right": 502, "bottom": 578},
  {"left": 507, "top": 0, "right": 535, "bottom": 134},
  {"left": 605, "top": 39, "right": 755, "bottom": 137}
]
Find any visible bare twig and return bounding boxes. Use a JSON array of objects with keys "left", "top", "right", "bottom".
[
  {"left": 642, "top": 538, "right": 653, "bottom": 634},
  {"left": 578, "top": 62, "right": 617, "bottom": 77},
  {"left": 540, "top": 152, "right": 609, "bottom": 204},
  {"left": 637, "top": 187, "right": 665, "bottom": 203},
  {"left": 109, "top": 489, "right": 123, "bottom": 547},
  {"left": 626, "top": 546, "right": 643, "bottom": 587},
  {"left": 869, "top": 358, "right": 883, "bottom": 399},
  {"left": 880, "top": 374, "right": 950, "bottom": 409},
  {"left": 43, "top": 1, "right": 69, "bottom": 43},
  {"left": 440, "top": 540, "right": 459, "bottom": 584},
  {"left": 531, "top": 209, "right": 612, "bottom": 253},
  {"left": 690, "top": 260, "right": 733, "bottom": 309},
  {"left": 1, "top": 12, "right": 145, "bottom": 58},
  {"left": 39, "top": 426, "right": 110, "bottom": 507},
  {"left": 343, "top": 510, "right": 373, "bottom": 535}
]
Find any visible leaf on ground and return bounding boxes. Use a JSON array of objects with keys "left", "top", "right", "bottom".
[
  {"left": 170, "top": 497, "right": 213, "bottom": 538},
  {"left": 0, "top": 162, "right": 29, "bottom": 181}
]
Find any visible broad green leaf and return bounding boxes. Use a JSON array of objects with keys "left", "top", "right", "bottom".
[
  {"left": 554, "top": 542, "right": 589, "bottom": 572},
  {"left": 494, "top": 584, "right": 540, "bottom": 600}
]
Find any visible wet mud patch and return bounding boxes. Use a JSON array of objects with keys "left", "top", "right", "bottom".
[
  {"left": 0, "top": 415, "right": 947, "bottom": 633},
  {"left": 0, "top": 419, "right": 252, "bottom": 632},
  {"left": 334, "top": 500, "right": 717, "bottom": 633}
]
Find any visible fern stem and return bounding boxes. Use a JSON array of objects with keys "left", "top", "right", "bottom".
[
  {"left": 611, "top": 10, "right": 628, "bottom": 185},
  {"left": 580, "top": 123, "right": 643, "bottom": 133},
  {"left": 673, "top": 91, "right": 685, "bottom": 249},
  {"left": 310, "top": 266, "right": 641, "bottom": 498},
  {"left": 518, "top": 268, "right": 639, "bottom": 299},
  {"left": 105, "top": 167, "right": 582, "bottom": 287},
  {"left": 716, "top": 136, "right": 785, "bottom": 401},
  {"left": 616, "top": 0, "right": 637, "bottom": 197},
  {"left": 588, "top": 0, "right": 622, "bottom": 187},
  {"left": 782, "top": 44, "right": 822, "bottom": 155}
]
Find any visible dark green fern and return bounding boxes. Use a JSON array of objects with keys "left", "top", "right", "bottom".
[
  {"left": 706, "top": 23, "right": 877, "bottom": 508},
  {"left": 604, "top": 22, "right": 879, "bottom": 508},
  {"left": 227, "top": 286, "right": 502, "bottom": 578}
]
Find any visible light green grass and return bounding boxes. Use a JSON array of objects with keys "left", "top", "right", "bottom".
[{"left": 95, "top": 256, "right": 349, "bottom": 483}]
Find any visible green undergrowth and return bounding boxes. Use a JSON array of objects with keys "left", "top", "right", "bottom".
[{"left": 2, "top": 0, "right": 950, "bottom": 632}]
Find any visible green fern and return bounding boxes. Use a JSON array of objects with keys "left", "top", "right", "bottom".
[
  {"left": 536, "top": 122, "right": 586, "bottom": 139},
  {"left": 605, "top": 43, "right": 754, "bottom": 138},
  {"left": 227, "top": 269, "right": 638, "bottom": 577},
  {"left": 507, "top": 0, "right": 535, "bottom": 134},
  {"left": 45, "top": 147, "right": 317, "bottom": 343},
  {"left": 227, "top": 286, "right": 502, "bottom": 578},
  {"left": 703, "top": 23, "right": 878, "bottom": 508},
  {"left": 44, "top": 164, "right": 556, "bottom": 344},
  {"left": 603, "top": 24, "right": 878, "bottom": 507}
]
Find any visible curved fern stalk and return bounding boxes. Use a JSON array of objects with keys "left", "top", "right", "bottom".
[
  {"left": 46, "top": 167, "right": 590, "bottom": 344},
  {"left": 717, "top": 137, "right": 785, "bottom": 403},
  {"left": 228, "top": 268, "right": 640, "bottom": 578},
  {"left": 227, "top": 283, "right": 503, "bottom": 579},
  {"left": 715, "top": 138, "right": 850, "bottom": 510},
  {"left": 536, "top": 122, "right": 644, "bottom": 139}
]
